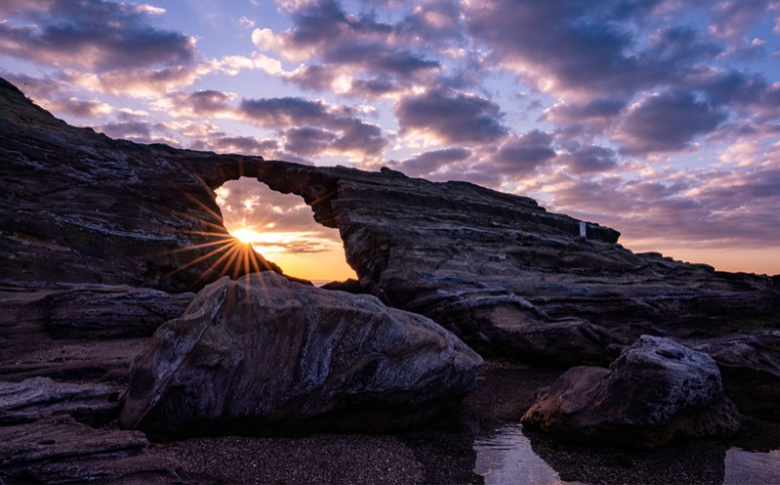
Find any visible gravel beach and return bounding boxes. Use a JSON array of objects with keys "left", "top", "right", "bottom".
[{"left": 168, "top": 359, "right": 780, "bottom": 485}]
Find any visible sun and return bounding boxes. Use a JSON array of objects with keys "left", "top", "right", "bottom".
[{"left": 231, "top": 228, "right": 261, "bottom": 243}]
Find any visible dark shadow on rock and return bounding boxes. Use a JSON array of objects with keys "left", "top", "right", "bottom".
[
  {"left": 524, "top": 426, "right": 728, "bottom": 485},
  {"left": 321, "top": 278, "right": 365, "bottom": 294}
]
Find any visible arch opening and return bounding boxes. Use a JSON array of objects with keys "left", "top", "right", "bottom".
[{"left": 214, "top": 177, "right": 357, "bottom": 285}]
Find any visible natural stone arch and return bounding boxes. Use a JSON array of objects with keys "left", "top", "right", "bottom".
[{"left": 213, "top": 176, "right": 356, "bottom": 284}]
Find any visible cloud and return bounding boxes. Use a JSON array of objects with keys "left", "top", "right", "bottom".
[
  {"left": 709, "top": 0, "right": 770, "bottom": 40},
  {"left": 492, "top": 130, "right": 556, "bottom": 174},
  {"left": 249, "top": 0, "right": 457, "bottom": 97},
  {"left": 199, "top": 136, "right": 280, "bottom": 156},
  {"left": 465, "top": 0, "right": 726, "bottom": 99},
  {"left": 0, "top": 0, "right": 197, "bottom": 71},
  {"left": 96, "top": 120, "right": 179, "bottom": 145},
  {"left": 238, "top": 97, "right": 353, "bottom": 127},
  {"left": 392, "top": 147, "right": 473, "bottom": 177},
  {"left": 546, "top": 158, "right": 780, "bottom": 251},
  {"left": 560, "top": 145, "right": 618, "bottom": 174},
  {"left": 465, "top": 0, "right": 645, "bottom": 96},
  {"left": 164, "top": 90, "right": 387, "bottom": 160},
  {"left": 283, "top": 127, "right": 337, "bottom": 156},
  {"left": 615, "top": 91, "right": 728, "bottom": 155},
  {"left": 43, "top": 97, "right": 114, "bottom": 118},
  {"left": 395, "top": 89, "right": 507, "bottom": 145},
  {"left": 62, "top": 64, "right": 209, "bottom": 98}
]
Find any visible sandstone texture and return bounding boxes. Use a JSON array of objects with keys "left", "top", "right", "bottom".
[
  {"left": 0, "top": 377, "right": 119, "bottom": 425},
  {"left": 18, "top": 284, "right": 195, "bottom": 338},
  {"left": 120, "top": 272, "right": 483, "bottom": 438},
  {"left": 0, "top": 415, "right": 203, "bottom": 485},
  {"left": 521, "top": 336, "right": 740, "bottom": 449},
  {"left": 247, "top": 162, "right": 780, "bottom": 368}
]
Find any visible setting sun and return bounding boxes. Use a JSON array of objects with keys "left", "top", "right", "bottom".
[
  {"left": 216, "top": 179, "right": 357, "bottom": 283},
  {"left": 231, "top": 228, "right": 262, "bottom": 244}
]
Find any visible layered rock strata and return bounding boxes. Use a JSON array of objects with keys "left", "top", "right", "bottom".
[{"left": 0, "top": 78, "right": 282, "bottom": 292}]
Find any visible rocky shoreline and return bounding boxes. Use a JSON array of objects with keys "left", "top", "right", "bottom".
[{"left": 2, "top": 75, "right": 780, "bottom": 484}]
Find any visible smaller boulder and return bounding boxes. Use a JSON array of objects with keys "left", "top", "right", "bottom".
[{"left": 521, "top": 335, "right": 739, "bottom": 449}]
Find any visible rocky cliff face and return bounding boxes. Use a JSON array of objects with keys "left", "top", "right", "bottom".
[
  {"left": 242, "top": 161, "right": 780, "bottom": 363},
  {"left": 0, "top": 78, "right": 279, "bottom": 293},
  {"left": 2, "top": 75, "right": 778, "bottom": 368}
]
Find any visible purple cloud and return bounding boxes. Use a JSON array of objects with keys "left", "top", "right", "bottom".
[
  {"left": 493, "top": 130, "right": 556, "bottom": 174},
  {"left": 561, "top": 145, "right": 618, "bottom": 175},
  {"left": 616, "top": 91, "right": 727, "bottom": 155},
  {"left": 0, "top": 0, "right": 197, "bottom": 71},
  {"left": 395, "top": 90, "right": 507, "bottom": 145},
  {"left": 392, "top": 147, "right": 473, "bottom": 177}
]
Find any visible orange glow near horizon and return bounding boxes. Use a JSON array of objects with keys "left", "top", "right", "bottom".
[
  {"left": 215, "top": 179, "right": 358, "bottom": 283},
  {"left": 643, "top": 246, "right": 780, "bottom": 276},
  {"left": 620, "top": 235, "right": 780, "bottom": 276}
]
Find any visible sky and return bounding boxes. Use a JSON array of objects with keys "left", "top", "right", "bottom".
[{"left": 2, "top": 0, "right": 779, "bottom": 280}]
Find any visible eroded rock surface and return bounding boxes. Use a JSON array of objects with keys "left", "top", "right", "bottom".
[
  {"left": 120, "top": 273, "right": 483, "bottom": 438},
  {"left": 0, "top": 415, "right": 200, "bottom": 485},
  {"left": 0, "top": 77, "right": 281, "bottom": 292},
  {"left": 0, "top": 377, "right": 118, "bottom": 425},
  {"left": 19, "top": 284, "right": 194, "bottom": 338},
  {"left": 246, "top": 162, "right": 780, "bottom": 369},
  {"left": 695, "top": 333, "right": 780, "bottom": 421},
  {"left": 521, "top": 336, "right": 740, "bottom": 449}
]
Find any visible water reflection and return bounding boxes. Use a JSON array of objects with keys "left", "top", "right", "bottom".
[
  {"left": 473, "top": 423, "right": 780, "bottom": 485},
  {"left": 473, "top": 424, "right": 574, "bottom": 485},
  {"left": 723, "top": 448, "right": 780, "bottom": 485}
]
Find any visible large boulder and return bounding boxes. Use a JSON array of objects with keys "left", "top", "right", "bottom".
[
  {"left": 120, "top": 273, "right": 483, "bottom": 438},
  {"left": 521, "top": 336, "right": 740, "bottom": 449}
]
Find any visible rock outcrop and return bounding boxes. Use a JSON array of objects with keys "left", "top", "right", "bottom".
[
  {"left": 0, "top": 377, "right": 119, "bottom": 425},
  {"left": 0, "top": 415, "right": 201, "bottom": 485},
  {"left": 0, "top": 72, "right": 779, "bottom": 479},
  {"left": 120, "top": 273, "right": 483, "bottom": 438},
  {"left": 0, "top": 78, "right": 282, "bottom": 293},
  {"left": 2, "top": 75, "right": 777, "bottom": 368},
  {"left": 246, "top": 162, "right": 780, "bottom": 369},
  {"left": 18, "top": 284, "right": 194, "bottom": 338},
  {"left": 695, "top": 334, "right": 780, "bottom": 421},
  {"left": 521, "top": 336, "right": 740, "bottom": 449}
]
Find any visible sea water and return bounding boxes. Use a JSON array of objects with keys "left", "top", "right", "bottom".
[{"left": 473, "top": 423, "right": 780, "bottom": 485}]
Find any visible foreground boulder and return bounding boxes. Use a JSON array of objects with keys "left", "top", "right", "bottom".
[
  {"left": 521, "top": 336, "right": 740, "bottom": 449},
  {"left": 120, "top": 273, "right": 483, "bottom": 438}
]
